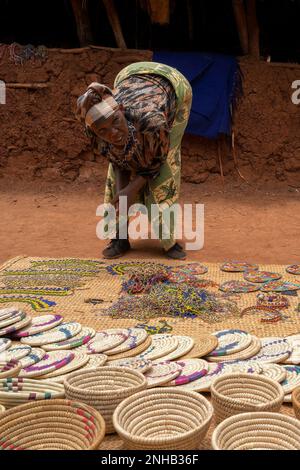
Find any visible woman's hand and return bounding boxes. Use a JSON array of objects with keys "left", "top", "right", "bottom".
[{"left": 112, "top": 175, "right": 147, "bottom": 216}]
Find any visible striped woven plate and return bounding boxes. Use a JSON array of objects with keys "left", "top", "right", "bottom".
[
  {"left": 0, "top": 359, "right": 21, "bottom": 379},
  {"left": 243, "top": 271, "right": 282, "bottom": 283},
  {"left": 207, "top": 329, "right": 252, "bottom": 358},
  {"left": 80, "top": 329, "right": 129, "bottom": 354},
  {"left": 260, "top": 281, "right": 300, "bottom": 292},
  {"left": 220, "top": 261, "right": 259, "bottom": 272},
  {"left": 0, "top": 345, "right": 32, "bottom": 362},
  {"left": 41, "top": 354, "right": 108, "bottom": 383},
  {"left": 250, "top": 337, "right": 292, "bottom": 363},
  {"left": 19, "top": 348, "right": 46, "bottom": 368},
  {"left": 0, "top": 307, "right": 20, "bottom": 320},
  {"left": 220, "top": 281, "right": 260, "bottom": 293},
  {"left": 223, "top": 361, "right": 262, "bottom": 375},
  {"left": 0, "top": 311, "right": 26, "bottom": 329},
  {"left": 145, "top": 361, "right": 182, "bottom": 388},
  {"left": 281, "top": 365, "right": 300, "bottom": 394},
  {"left": 260, "top": 363, "right": 287, "bottom": 383},
  {"left": 175, "top": 362, "right": 233, "bottom": 392},
  {"left": 19, "top": 350, "right": 75, "bottom": 378},
  {"left": 0, "top": 315, "right": 32, "bottom": 337},
  {"left": 138, "top": 334, "right": 179, "bottom": 361},
  {"left": 13, "top": 314, "right": 64, "bottom": 338},
  {"left": 38, "top": 352, "right": 89, "bottom": 379},
  {"left": 20, "top": 322, "right": 82, "bottom": 346},
  {"left": 105, "top": 328, "right": 148, "bottom": 356},
  {"left": 158, "top": 335, "right": 194, "bottom": 361},
  {"left": 0, "top": 377, "right": 64, "bottom": 408},
  {"left": 206, "top": 336, "right": 261, "bottom": 363},
  {"left": 43, "top": 327, "right": 96, "bottom": 351},
  {"left": 162, "top": 359, "right": 209, "bottom": 386},
  {"left": 0, "top": 339, "right": 11, "bottom": 354},
  {"left": 283, "top": 335, "right": 300, "bottom": 365},
  {"left": 108, "top": 357, "right": 152, "bottom": 374}
]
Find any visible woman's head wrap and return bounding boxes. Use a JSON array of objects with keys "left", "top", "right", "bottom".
[{"left": 76, "top": 82, "right": 119, "bottom": 133}]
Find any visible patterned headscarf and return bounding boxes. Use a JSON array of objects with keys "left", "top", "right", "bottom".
[{"left": 76, "top": 82, "right": 119, "bottom": 133}]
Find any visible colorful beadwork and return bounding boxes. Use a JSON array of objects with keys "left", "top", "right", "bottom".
[
  {"left": 134, "top": 320, "right": 173, "bottom": 335},
  {"left": 0, "top": 296, "right": 56, "bottom": 311},
  {"left": 243, "top": 271, "right": 282, "bottom": 283},
  {"left": 106, "top": 261, "right": 167, "bottom": 276},
  {"left": 30, "top": 258, "right": 105, "bottom": 272},
  {"left": 220, "top": 261, "right": 259, "bottom": 272},
  {"left": 260, "top": 281, "right": 300, "bottom": 292},
  {"left": 0, "top": 287, "right": 73, "bottom": 297},
  {"left": 257, "top": 293, "right": 289, "bottom": 310},
  {"left": 219, "top": 281, "right": 260, "bottom": 293},
  {"left": 1, "top": 274, "right": 84, "bottom": 289},
  {"left": 286, "top": 264, "right": 300, "bottom": 275},
  {"left": 170, "top": 263, "right": 208, "bottom": 275}
]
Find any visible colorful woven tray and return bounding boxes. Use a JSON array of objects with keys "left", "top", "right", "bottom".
[
  {"left": 243, "top": 271, "right": 282, "bottom": 283},
  {"left": 163, "top": 359, "right": 209, "bottom": 386},
  {"left": 181, "top": 334, "right": 218, "bottom": 359},
  {"left": 20, "top": 322, "right": 82, "bottom": 346},
  {"left": 0, "top": 315, "right": 32, "bottom": 337},
  {"left": 0, "top": 359, "right": 21, "bottom": 379},
  {"left": 207, "top": 329, "right": 252, "bottom": 358},
  {"left": 43, "top": 327, "right": 96, "bottom": 351},
  {"left": 206, "top": 336, "right": 261, "bottom": 363},
  {"left": 220, "top": 281, "right": 260, "bottom": 293},
  {"left": 223, "top": 361, "right": 262, "bottom": 375},
  {"left": 108, "top": 357, "right": 152, "bottom": 374},
  {"left": 138, "top": 334, "right": 179, "bottom": 361},
  {"left": 260, "top": 364, "right": 287, "bottom": 383},
  {"left": 18, "top": 348, "right": 46, "bottom": 368},
  {"left": 80, "top": 329, "right": 129, "bottom": 354},
  {"left": 0, "top": 345, "right": 31, "bottom": 362},
  {"left": 220, "top": 261, "right": 259, "bottom": 272},
  {"left": 175, "top": 363, "right": 232, "bottom": 392},
  {"left": 105, "top": 328, "right": 148, "bottom": 356},
  {"left": 250, "top": 337, "right": 292, "bottom": 363},
  {"left": 157, "top": 335, "right": 194, "bottom": 361},
  {"left": 0, "top": 339, "right": 11, "bottom": 354},
  {"left": 0, "top": 310, "right": 26, "bottom": 329},
  {"left": 38, "top": 352, "right": 89, "bottom": 380},
  {"left": 13, "top": 314, "right": 64, "bottom": 338},
  {"left": 283, "top": 335, "right": 300, "bottom": 365},
  {"left": 281, "top": 365, "right": 300, "bottom": 394},
  {"left": 260, "top": 281, "right": 300, "bottom": 292},
  {"left": 0, "top": 377, "right": 65, "bottom": 408},
  {"left": 171, "top": 263, "right": 208, "bottom": 275},
  {"left": 286, "top": 264, "right": 300, "bottom": 275},
  {"left": 19, "top": 350, "right": 75, "bottom": 378},
  {"left": 43, "top": 354, "right": 108, "bottom": 383},
  {"left": 106, "top": 335, "right": 152, "bottom": 361},
  {"left": 0, "top": 307, "right": 20, "bottom": 320},
  {"left": 145, "top": 361, "right": 182, "bottom": 388}
]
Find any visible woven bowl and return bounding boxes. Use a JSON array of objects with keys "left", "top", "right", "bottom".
[
  {"left": 292, "top": 386, "right": 300, "bottom": 420},
  {"left": 113, "top": 388, "right": 213, "bottom": 450},
  {"left": 212, "top": 412, "right": 300, "bottom": 450},
  {"left": 0, "top": 399, "right": 105, "bottom": 450},
  {"left": 211, "top": 373, "right": 284, "bottom": 423},
  {"left": 64, "top": 366, "right": 147, "bottom": 434},
  {"left": 0, "top": 404, "right": 5, "bottom": 413}
]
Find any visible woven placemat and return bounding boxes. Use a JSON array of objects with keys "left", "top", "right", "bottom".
[
  {"left": 19, "top": 350, "right": 75, "bottom": 378},
  {"left": 0, "top": 377, "right": 65, "bottom": 408},
  {"left": 206, "top": 336, "right": 262, "bottom": 363},
  {"left": 281, "top": 365, "right": 300, "bottom": 394},
  {"left": 39, "top": 352, "right": 89, "bottom": 379},
  {"left": 105, "top": 328, "right": 148, "bottom": 356},
  {"left": 13, "top": 314, "right": 63, "bottom": 338},
  {"left": 21, "top": 322, "right": 82, "bottom": 346},
  {"left": 138, "top": 334, "right": 178, "bottom": 361},
  {"left": 106, "top": 335, "right": 152, "bottom": 361},
  {"left": 0, "top": 315, "right": 32, "bottom": 337},
  {"left": 181, "top": 334, "right": 218, "bottom": 359},
  {"left": 44, "top": 354, "right": 108, "bottom": 383},
  {"left": 0, "top": 339, "right": 11, "bottom": 354},
  {"left": 0, "top": 344, "right": 31, "bottom": 361},
  {"left": 174, "top": 363, "right": 232, "bottom": 393},
  {"left": 43, "top": 327, "right": 95, "bottom": 351},
  {"left": 0, "top": 359, "right": 21, "bottom": 379},
  {"left": 157, "top": 335, "right": 194, "bottom": 361},
  {"left": 283, "top": 335, "right": 300, "bottom": 365},
  {"left": 0, "top": 310, "right": 26, "bottom": 329},
  {"left": 207, "top": 329, "right": 252, "bottom": 358},
  {"left": 223, "top": 361, "right": 262, "bottom": 375},
  {"left": 108, "top": 357, "right": 152, "bottom": 374},
  {"left": 163, "top": 358, "right": 209, "bottom": 386},
  {"left": 79, "top": 329, "right": 129, "bottom": 354},
  {"left": 250, "top": 337, "right": 292, "bottom": 363},
  {"left": 260, "top": 363, "right": 287, "bottom": 383},
  {"left": 145, "top": 361, "right": 182, "bottom": 388},
  {"left": 18, "top": 348, "right": 46, "bottom": 368}
]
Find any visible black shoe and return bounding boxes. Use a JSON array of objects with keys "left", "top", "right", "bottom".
[
  {"left": 165, "top": 243, "right": 187, "bottom": 260},
  {"left": 102, "top": 239, "right": 131, "bottom": 259}
]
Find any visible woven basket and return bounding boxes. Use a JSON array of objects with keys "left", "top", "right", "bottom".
[
  {"left": 211, "top": 373, "right": 284, "bottom": 423},
  {"left": 64, "top": 366, "right": 147, "bottom": 434},
  {"left": 292, "top": 386, "right": 300, "bottom": 420},
  {"left": 0, "top": 404, "right": 5, "bottom": 413},
  {"left": 0, "top": 399, "right": 105, "bottom": 450},
  {"left": 113, "top": 388, "right": 213, "bottom": 450},
  {"left": 212, "top": 412, "right": 300, "bottom": 450}
]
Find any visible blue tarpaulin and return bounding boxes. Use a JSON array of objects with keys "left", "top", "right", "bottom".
[{"left": 153, "top": 51, "right": 243, "bottom": 139}]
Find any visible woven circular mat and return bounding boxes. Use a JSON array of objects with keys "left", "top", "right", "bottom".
[
  {"left": 0, "top": 359, "right": 21, "bottom": 379},
  {"left": 145, "top": 361, "right": 182, "bottom": 388},
  {"left": 260, "top": 363, "right": 287, "bottom": 383},
  {"left": 281, "top": 365, "right": 300, "bottom": 394},
  {"left": 250, "top": 337, "right": 292, "bottom": 363},
  {"left": 171, "top": 263, "right": 208, "bottom": 275},
  {"left": 43, "top": 327, "right": 96, "bottom": 351},
  {"left": 174, "top": 363, "right": 232, "bottom": 393},
  {"left": 220, "top": 281, "right": 260, "bottom": 293},
  {"left": 13, "top": 314, "right": 64, "bottom": 338},
  {"left": 223, "top": 361, "right": 262, "bottom": 375},
  {"left": 0, "top": 307, "right": 20, "bottom": 320},
  {"left": 108, "top": 357, "right": 152, "bottom": 374},
  {"left": 0, "top": 377, "right": 64, "bottom": 407},
  {"left": 105, "top": 328, "right": 148, "bottom": 356},
  {"left": 0, "top": 315, "right": 32, "bottom": 337},
  {"left": 286, "top": 265, "right": 300, "bottom": 275},
  {"left": 157, "top": 335, "right": 194, "bottom": 361},
  {"left": 80, "top": 329, "right": 129, "bottom": 354},
  {"left": 206, "top": 336, "right": 261, "bottom": 363},
  {"left": 283, "top": 335, "right": 300, "bottom": 365},
  {"left": 261, "top": 281, "right": 300, "bottom": 292},
  {"left": 181, "top": 334, "right": 218, "bottom": 359},
  {"left": 38, "top": 352, "right": 89, "bottom": 380},
  {"left": 45, "top": 354, "right": 108, "bottom": 383},
  {"left": 138, "top": 334, "right": 178, "bottom": 361},
  {"left": 244, "top": 271, "right": 282, "bottom": 283},
  {"left": 20, "top": 322, "right": 82, "bottom": 346},
  {"left": 19, "top": 348, "right": 46, "bottom": 368},
  {"left": 220, "top": 262, "right": 259, "bottom": 272},
  {"left": 19, "top": 350, "right": 75, "bottom": 378},
  {"left": 163, "top": 358, "right": 209, "bottom": 386},
  {"left": 0, "top": 338, "right": 11, "bottom": 354},
  {"left": 0, "top": 344, "right": 31, "bottom": 361},
  {"left": 0, "top": 310, "right": 26, "bottom": 329},
  {"left": 106, "top": 335, "right": 152, "bottom": 361},
  {"left": 207, "top": 329, "right": 252, "bottom": 358}
]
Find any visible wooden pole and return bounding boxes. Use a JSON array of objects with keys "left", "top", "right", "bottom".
[
  {"left": 232, "top": 0, "right": 249, "bottom": 54},
  {"left": 246, "top": 0, "right": 260, "bottom": 58},
  {"left": 70, "top": 0, "right": 93, "bottom": 47},
  {"left": 102, "top": 0, "right": 127, "bottom": 49}
]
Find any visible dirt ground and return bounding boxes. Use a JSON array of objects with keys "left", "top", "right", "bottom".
[{"left": 0, "top": 177, "right": 299, "bottom": 266}]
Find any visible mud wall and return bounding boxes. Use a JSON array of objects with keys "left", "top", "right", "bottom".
[{"left": 0, "top": 48, "right": 299, "bottom": 186}]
